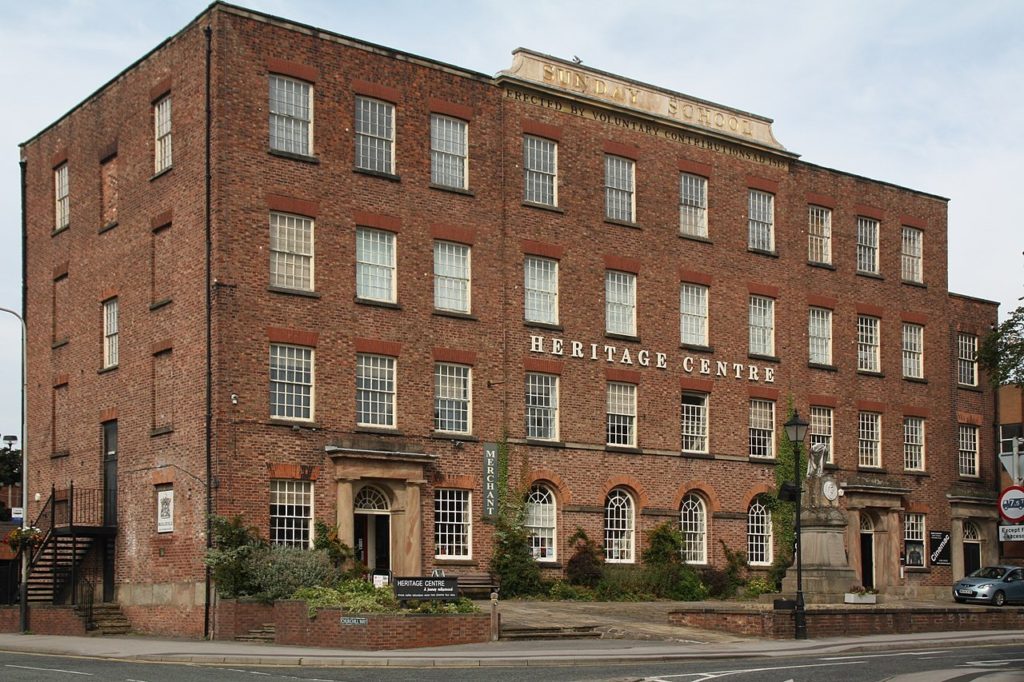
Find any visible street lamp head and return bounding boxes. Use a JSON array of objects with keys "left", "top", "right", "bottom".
[
  {"left": 785, "top": 411, "right": 809, "bottom": 444},
  {"left": 3, "top": 435, "right": 17, "bottom": 445}
]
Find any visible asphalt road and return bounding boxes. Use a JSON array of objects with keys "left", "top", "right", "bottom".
[{"left": 2, "top": 645, "right": 1024, "bottom": 681}]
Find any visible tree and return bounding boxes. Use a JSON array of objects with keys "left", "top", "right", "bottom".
[
  {"left": 979, "top": 305, "right": 1024, "bottom": 388},
  {"left": 0, "top": 447, "right": 20, "bottom": 487}
]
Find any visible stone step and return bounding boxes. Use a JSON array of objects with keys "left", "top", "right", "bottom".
[
  {"left": 235, "top": 624, "right": 276, "bottom": 643},
  {"left": 500, "top": 625, "right": 602, "bottom": 640}
]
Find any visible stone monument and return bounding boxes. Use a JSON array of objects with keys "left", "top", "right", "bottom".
[{"left": 780, "top": 443, "right": 859, "bottom": 603}]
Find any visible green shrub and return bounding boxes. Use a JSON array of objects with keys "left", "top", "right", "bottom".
[
  {"left": 743, "top": 577, "right": 776, "bottom": 599},
  {"left": 643, "top": 562, "right": 709, "bottom": 601},
  {"left": 292, "top": 580, "right": 399, "bottom": 618},
  {"left": 249, "top": 546, "right": 344, "bottom": 601},
  {"left": 699, "top": 542, "right": 748, "bottom": 599},
  {"left": 595, "top": 564, "right": 652, "bottom": 601},
  {"left": 313, "top": 520, "right": 354, "bottom": 570},
  {"left": 491, "top": 510, "right": 542, "bottom": 597},
  {"left": 565, "top": 528, "right": 603, "bottom": 587},
  {"left": 204, "top": 515, "right": 266, "bottom": 598},
  {"left": 547, "top": 579, "right": 595, "bottom": 601},
  {"left": 641, "top": 522, "right": 684, "bottom": 566},
  {"left": 407, "top": 597, "right": 478, "bottom": 614}
]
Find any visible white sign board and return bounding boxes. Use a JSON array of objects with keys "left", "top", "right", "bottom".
[
  {"left": 157, "top": 489, "right": 174, "bottom": 533},
  {"left": 999, "top": 525, "right": 1024, "bottom": 542},
  {"left": 1000, "top": 486, "right": 1024, "bottom": 523},
  {"left": 10, "top": 507, "right": 23, "bottom": 522}
]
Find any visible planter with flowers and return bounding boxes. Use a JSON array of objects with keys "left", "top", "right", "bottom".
[
  {"left": 844, "top": 585, "right": 878, "bottom": 604},
  {"left": 5, "top": 526, "right": 43, "bottom": 553}
]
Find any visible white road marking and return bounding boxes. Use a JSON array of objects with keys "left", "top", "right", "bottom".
[
  {"left": 5, "top": 664, "right": 92, "bottom": 675},
  {"left": 644, "top": 659, "right": 861, "bottom": 680},
  {"left": 961, "top": 657, "right": 1024, "bottom": 667},
  {"left": 819, "top": 650, "right": 944, "bottom": 660}
]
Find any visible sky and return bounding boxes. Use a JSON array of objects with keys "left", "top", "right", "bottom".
[{"left": 0, "top": 0, "right": 1021, "bottom": 442}]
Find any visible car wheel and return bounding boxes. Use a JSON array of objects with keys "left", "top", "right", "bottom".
[{"left": 994, "top": 590, "right": 1007, "bottom": 607}]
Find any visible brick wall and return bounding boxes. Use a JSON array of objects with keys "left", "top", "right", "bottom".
[
  {"left": 0, "top": 605, "right": 86, "bottom": 635},
  {"left": 212, "top": 598, "right": 275, "bottom": 640},
  {"left": 669, "top": 605, "right": 1024, "bottom": 639},
  {"left": 273, "top": 600, "right": 490, "bottom": 649}
]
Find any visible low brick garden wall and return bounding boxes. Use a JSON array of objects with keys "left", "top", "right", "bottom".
[
  {"left": 275, "top": 600, "right": 491, "bottom": 650},
  {"left": 214, "top": 599, "right": 491, "bottom": 650},
  {"left": 669, "top": 605, "right": 1024, "bottom": 639},
  {"left": 0, "top": 605, "right": 86, "bottom": 635}
]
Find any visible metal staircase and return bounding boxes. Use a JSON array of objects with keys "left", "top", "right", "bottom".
[{"left": 22, "top": 484, "right": 116, "bottom": 605}]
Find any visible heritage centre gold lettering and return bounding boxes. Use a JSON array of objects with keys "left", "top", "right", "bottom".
[{"left": 528, "top": 335, "right": 775, "bottom": 384}]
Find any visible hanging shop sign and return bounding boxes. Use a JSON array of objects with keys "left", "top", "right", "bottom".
[
  {"left": 483, "top": 443, "right": 499, "bottom": 520},
  {"left": 929, "top": 531, "right": 951, "bottom": 566}
]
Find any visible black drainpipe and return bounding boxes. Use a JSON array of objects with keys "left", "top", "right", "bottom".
[{"left": 203, "top": 22, "right": 213, "bottom": 640}]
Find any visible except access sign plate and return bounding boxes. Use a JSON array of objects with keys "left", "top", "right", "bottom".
[{"left": 999, "top": 486, "right": 1024, "bottom": 522}]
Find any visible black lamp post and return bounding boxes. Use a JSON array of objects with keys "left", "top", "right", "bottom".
[{"left": 785, "top": 410, "right": 809, "bottom": 640}]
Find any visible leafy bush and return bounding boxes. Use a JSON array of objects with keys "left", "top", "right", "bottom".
[
  {"left": 595, "top": 564, "right": 652, "bottom": 601},
  {"left": 643, "top": 562, "right": 709, "bottom": 601},
  {"left": 641, "top": 522, "right": 684, "bottom": 566},
  {"left": 565, "top": 528, "right": 603, "bottom": 587},
  {"left": 248, "top": 546, "right": 344, "bottom": 601},
  {"left": 313, "top": 520, "right": 354, "bottom": 570},
  {"left": 547, "top": 579, "right": 595, "bottom": 601},
  {"left": 204, "top": 515, "right": 266, "bottom": 598},
  {"left": 491, "top": 499, "right": 542, "bottom": 597},
  {"left": 293, "top": 580, "right": 398, "bottom": 618},
  {"left": 744, "top": 577, "right": 777, "bottom": 599},
  {"left": 407, "top": 597, "right": 477, "bottom": 614},
  {"left": 699, "top": 542, "right": 748, "bottom": 599}
]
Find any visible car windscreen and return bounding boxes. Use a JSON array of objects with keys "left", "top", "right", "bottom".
[{"left": 969, "top": 567, "right": 1007, "bottom": 579}]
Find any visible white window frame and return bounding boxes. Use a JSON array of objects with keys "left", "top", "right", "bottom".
[
  {"left": 856, "top": 217, "right": 879, "bottom": 274},
  {"left": 525, "top": 373, "right": 559, "bottom": 441},
  {"left": 958, "top": 333, "right": 978, "bottom": 386},
  {"left": 269, "top": 75, "right": 312, "bottom": 156},
  {"left": 605, "top": 155, "right": 635, "bottom": 222},
  {"left": 749, "top": 295, "right": 775, "bottom": 357},
  {"left": 858, "top": 412, "right": 882, "bottom": 468},
  {"left": 103, "top": 297, "right": 119, "bottom": 369},
  {"left": 525, "top": 484, "right": 557, "bottom": 561},
  {"left": 523, "top": 135, "right": 557, "bottom": 206},
  {"left": 679, "top": 173, "right": 708, "bottom": 238},
  {"left": 902, "top": 323, "right": 924, "bottom": 379},
  {"left": 355, "top": 227, "right": 396, "bottom": 303},
  {"left": 749, "top": 399, "right": 775, "bottom": 459},
  {"left": 901, "top": 227, "right": 923, "bottom": 283},
  {"left": 604, "top": 489, "right": 635, "bottom": 563},
  {"left": 524, "top": 256, "right": 559, "bottom": 325},
  {"left": 680, "top": 283, "right": 709, "bottom": 347},
  {"left": 747, "top": 497, "right": 772, "bottom": 566},
  {"left": 681, "top": 392, "right": 709, "bottom": 454},
  {"left": 55, "top": 163, "right": 69, "bottom": 230},
  {"left": 679, "top": 493, "right": 707, "bottom": 564},
  {"left": 356, "top": 353, "right": 396, "bottom": 428},
  {"left": 605, "top": 270, "right": 637, "bottom": 337},
  {"left": 810, "top": 406, "right": 834, "bottom": 463},
  {"left": 808, "top": 206, "right": 832, "bottom": 264},
  {"left": 904, "top": 513, "right": 926, "bottom": 567},
  {"left": 606, "top": 382, "right": 637, "bottom": 447},
  {"left": 904, "top": 416, "right": 925, "bottom": 471},
  {"left": 748, "top": 189, "right": 774, "bottom": 251},
  {"left": 1001, "top": 424, "right": 1023, "bottom": 455},
  {"left": 154, "top": 95, "right": 172, "bottom": 173},
  {"left": 270, "top": 479, "right": 313, "bottom": 548},
  {"left": 959, "top": 424, "right": 979, "bottom": 478},
  {"left": 430, "top": 114, "right": 468, "bottom": 189},
  {"left": 808, "top": 307, "right": 832, "bottom": 365},
  {"left": 270, "top": 212, "right": 313, "bottom": 291},
  {"left": 355, "top": 96, "right": 395, "bottom": 174},
  {"left": 433, "top": 241, "right": 470, "bottom": 313},
  {"left": 434, "top": 489, "right": 472, "bottom": 559},
  {"left": 434, "top": 362, "right": 471, "bottom": 434},
  {"left": 857, "top": 315, "right": 880, "bottom": 372},
  {"left": 269, "top": 343, "right": 314, "bottom": 421}
]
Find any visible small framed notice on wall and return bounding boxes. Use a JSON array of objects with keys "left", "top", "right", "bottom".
[{"left": 157, "top": 487, "right": 174, "bottom": 533}]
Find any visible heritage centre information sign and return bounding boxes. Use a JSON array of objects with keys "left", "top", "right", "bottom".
[{"left": 393, "top": 577, "right": 459, "bottom": 600}]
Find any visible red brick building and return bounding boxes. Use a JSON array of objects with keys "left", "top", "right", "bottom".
[{"left": 18, "top": 3, "right": 999, "bottom": 636}]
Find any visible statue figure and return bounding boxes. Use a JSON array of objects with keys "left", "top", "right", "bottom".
[{"left": 806, "top": 442, "right": 828, "bottom": 478}]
